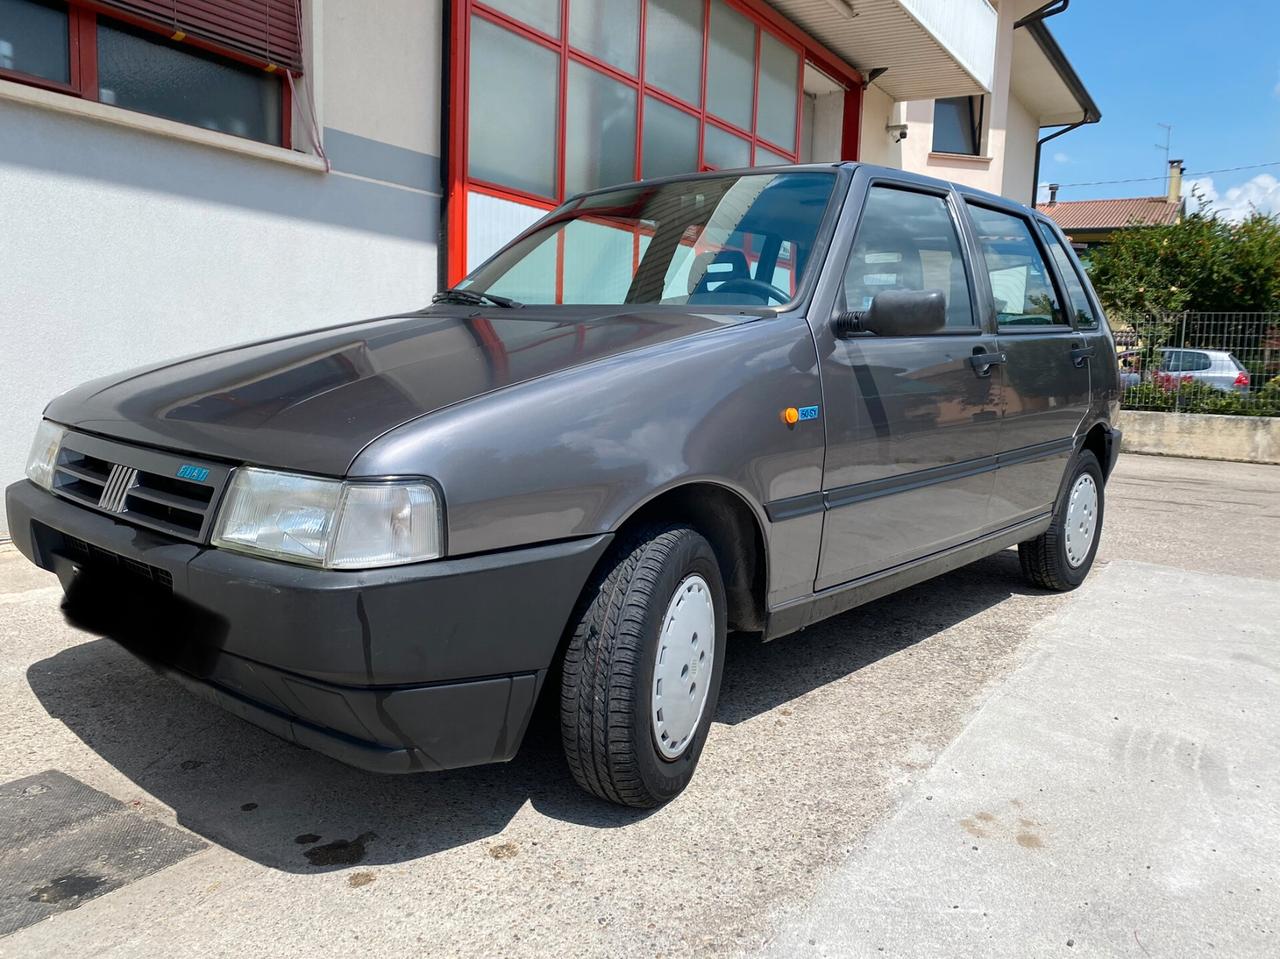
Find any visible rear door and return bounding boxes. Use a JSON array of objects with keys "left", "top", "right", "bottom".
[
  {"left": 964, "top": 201, "right": 1091, "bottom": 527},
  {"left": 814, "top": 180, "right": 1004, "bottom": 590}
]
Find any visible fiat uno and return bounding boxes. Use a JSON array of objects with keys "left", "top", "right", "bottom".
[{"left": 7, "top": 163, "right": 1121, "bottom": 807}]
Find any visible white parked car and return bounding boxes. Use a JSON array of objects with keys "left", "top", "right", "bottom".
[{"left": 1151, "top": 348, "right": 1251, "bottom": 393}]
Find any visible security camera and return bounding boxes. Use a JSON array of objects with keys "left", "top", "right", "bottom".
[{"left": 886, "top": 124, "right": 908, "bottom": 143}]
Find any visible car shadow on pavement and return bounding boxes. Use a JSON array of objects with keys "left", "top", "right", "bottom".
[{"left": 25, "top": 549, "right": 1039, "bottom": 873}]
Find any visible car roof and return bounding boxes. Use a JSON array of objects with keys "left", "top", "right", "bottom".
[{"left": 565, "top": 161, "right": 1047, "bottom": 221}]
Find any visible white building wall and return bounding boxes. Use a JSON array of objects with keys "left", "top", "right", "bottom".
[
  {"left": 1002, "top": 92, "right": 1039, "bottom": 206},
  {"left": 0, "top": 0, "right": 445, "bottom": 540},
  {"left": 859, "top": 0, "right": 1043, "bottom": 202},
  {"left": 857, "top": 84, "right": 895, "bottom": 168}
]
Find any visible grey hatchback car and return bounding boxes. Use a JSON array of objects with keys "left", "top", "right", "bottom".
[{"left": 8, "top": 163, "right": 1120, "bottom": 807}]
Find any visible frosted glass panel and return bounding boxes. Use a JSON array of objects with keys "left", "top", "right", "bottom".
[
  {"left": 561, "top": 219, "right": 641, "bottom": 303},
  {"left": 756, "top": 32, "right": 798, "bottom": 151},
  {"left": 569, "top": 0, "right": 639, "bottom": 74},
  {"left": 0, "top": 0, "right": 69, "bottom": 83},
  {"left": 643, "top": 0, "right": 703, "bottom": 106},
  {"left": 755, "top": 146, "right": 791, "bottom": 167},
  {"left": 566, "top": 62, "right": 637, "bottom": 194},
  {"left": 466, "top": 191, "right": 549, "bottom": 271},
  {"left": 642, "top": 97, "right": 698, "bottom": 180},
  {"left": 706, "top": 0, "right": 754, "bottom": 130},
  {"left": 703, "top": 124, "right": 750, "bottom": 171},
  {"left": 97, "top": 22, "right": 281, "bottom": 144},
  {"left": 468, "top": 17, "right": 559, "bottom": 197},
  {"left": 484, "top": 0, "right": 560, "bottom": 37}
]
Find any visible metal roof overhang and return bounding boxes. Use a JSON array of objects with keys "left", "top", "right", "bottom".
[{"left": 765, "top": 0, "right": 998, "bottom": 99}]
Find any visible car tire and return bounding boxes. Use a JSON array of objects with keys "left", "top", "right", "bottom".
[
  {"left": 1018, "top": 448, "right": 1104, "bottom": 592},
  {"left": 560, "top": 524, "right": 727, "bottom": 808}
]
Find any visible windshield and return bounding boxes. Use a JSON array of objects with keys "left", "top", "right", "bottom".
[{"left": 459, "top": 172, "right": 837, "bottom": 308}]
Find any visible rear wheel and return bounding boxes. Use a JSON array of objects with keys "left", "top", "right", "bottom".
[
  {"left": 1019, "top": 449, "right": 1104, "bottom": 591},
  {"left": 560, "top": 525, "right": 727, "bottom": 808}
]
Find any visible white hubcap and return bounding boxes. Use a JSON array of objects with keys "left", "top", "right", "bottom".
[
  {"left": 1064, "top": 473, "right": 1099, "bottom": 568},
  {"left": 651, "top": 574, "right": 715, "bottom": 760}
]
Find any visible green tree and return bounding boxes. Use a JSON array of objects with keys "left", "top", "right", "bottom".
[{"left": 1087, "top": 198, "right": 1280, "bottom": 319}]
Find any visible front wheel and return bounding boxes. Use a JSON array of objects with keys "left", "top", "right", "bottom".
[
  {"left": 1019, "top": 449, "right": 1105, "bottom": 591},
  {"left": 559, "top": 525, "right": 727, "bottom": 808}
]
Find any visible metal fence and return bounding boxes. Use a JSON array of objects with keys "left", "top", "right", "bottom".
[{"left": 1111, "top": 312, "right": 1280, "bottom": 416}]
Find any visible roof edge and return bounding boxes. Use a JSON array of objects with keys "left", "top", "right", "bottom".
[{"left": 1024, "top": 20, "right": 1101, "bottom": 125}]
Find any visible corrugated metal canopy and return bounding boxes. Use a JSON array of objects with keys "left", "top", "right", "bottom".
[{"left": 765, "top": 0, "right": 998, "bottom": 100}]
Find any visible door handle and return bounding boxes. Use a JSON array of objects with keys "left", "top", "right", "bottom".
[
  {"left": 1071, "top": 344, "right": 1095, "bottom": 367},
  {"left": 969, "top": 349, "right": 1007, "bottom": 376}
]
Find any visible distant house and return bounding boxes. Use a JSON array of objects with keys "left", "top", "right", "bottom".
[{"left": 1042, "top": 160, "right": 1186, "bottom": 251}]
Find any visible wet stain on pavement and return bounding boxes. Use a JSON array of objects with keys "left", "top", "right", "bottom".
[
  {"left": 294, "top": 833, "right": 321, "bottom": 845},
  {"left": 348, "top": 871, "right": 376, "bottom": 888},
  {"left": 1016, "top": 831, "right": 1045, "bottom": 849},
  {"left": 304, "top": 832, "right": 375, "bottom": 867},
  {"left": 28, "top": 874, "right": 106, "bottom": 904}
]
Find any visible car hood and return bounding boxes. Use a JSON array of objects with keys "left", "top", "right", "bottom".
[{"left": 46, "top": 307, "right": 759, "bottom": 475}]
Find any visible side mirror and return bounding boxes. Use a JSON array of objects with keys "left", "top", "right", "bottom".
[{"left": 833, "top": 289, "right": 948, "bottom": 339}]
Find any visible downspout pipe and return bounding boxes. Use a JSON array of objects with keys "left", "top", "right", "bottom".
[
  {"left": 1016, "top": 1, "right": 1101, "bottom": 208},
  {"left": 1015, "top": 0, "right": 1069, "bottom": 29},
  {"left": 1033, "top": 118, "right": 1087, "bottom": 208}
]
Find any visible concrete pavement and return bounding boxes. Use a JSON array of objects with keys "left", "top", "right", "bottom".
[
  {"left": 0, "top": 454, "right": 1276, "bottom": 957},
  {"left": 764, "top": 561, "right": 1279, "bottom": 956}
]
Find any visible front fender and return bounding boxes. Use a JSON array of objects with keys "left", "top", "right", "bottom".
[{"left": 350, "top": 314, "right": 824, "bottom": 557}]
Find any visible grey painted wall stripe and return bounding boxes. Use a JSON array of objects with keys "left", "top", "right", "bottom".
[
  {"left": 0, "top": 100, "right": 440, "bottom": 243},
  {"left": 323, "top": 127, "right": 442, "bottom": 195}
]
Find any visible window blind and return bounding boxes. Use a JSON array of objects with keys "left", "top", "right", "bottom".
[{"left": 93, "top": 1, "right": 303, "bottom": 70}]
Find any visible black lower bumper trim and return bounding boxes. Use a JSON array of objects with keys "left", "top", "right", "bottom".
[{"left": 6, "top": 479, "right": 611, "bottom": 773}]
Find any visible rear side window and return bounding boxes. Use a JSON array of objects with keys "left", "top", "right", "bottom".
[
  {"left": 967, "top": 204, "right": 1064, "bottom": 329},
  {"left": 843, "top": 186, "right": 974, "bottom": 329},
  {"left": 1161, "top": 350, "right": 1212, "bottom": 372},
  {"left": 1037, "top": 222, "right": 1097, "bottom": 329}
]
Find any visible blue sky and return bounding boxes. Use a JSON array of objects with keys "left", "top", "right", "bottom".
[{"left": 1043, "top": 0, "right": 1280, "bottom": 219}]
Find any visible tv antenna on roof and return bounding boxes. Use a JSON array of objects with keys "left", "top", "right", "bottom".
[{"left": 1156, "top": 122, "right": 1174, "bottom": 191}]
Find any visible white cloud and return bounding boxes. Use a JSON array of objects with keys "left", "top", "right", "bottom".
[
  {"left": 1183, "top": 173, "right": 1280, "bottom": 221},
  {"left": 1052, "top": 151, "right": 1072, "bottom": 164}
]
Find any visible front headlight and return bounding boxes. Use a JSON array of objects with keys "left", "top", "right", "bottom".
[
  {"left": 212, "top": 467, "right": 443, "bottom": 569},
  {"left": 26, "top": 420, "right": 66, "bottom": 491}
]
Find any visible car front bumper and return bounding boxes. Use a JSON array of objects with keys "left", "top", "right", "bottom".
[{"left": 6, "top": 480, "right": 611, "bottom": 773}]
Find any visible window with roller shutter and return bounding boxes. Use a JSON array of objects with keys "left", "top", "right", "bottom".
[{"left": 0, "top": 0, "right": 300, "bottom": 145}]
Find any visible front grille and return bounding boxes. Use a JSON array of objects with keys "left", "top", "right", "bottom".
[
  {"left": 50, "top": 431, "right": 230, "bottom": 544},
  {"left": 62, "top": 534, "right": 174, "bottom": 590}
]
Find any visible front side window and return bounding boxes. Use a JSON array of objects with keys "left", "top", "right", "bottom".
[
  {"left": 843, "top": 186, "right": 975, "bottom": 329},
  {"left": 967, "top": 204, "right": 1064, "bottom": 328},
  {"left": 1037, "top": 221, "right": 1098, "bottom": 329},
  {"left": 462, "top": 172, "right": 836, "bottom": 306},
  {"left": 1161, "top": 350, "right": 1211, "bottom": 373}
]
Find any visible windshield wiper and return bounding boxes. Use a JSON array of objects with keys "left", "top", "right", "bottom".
[{"left": 431, "top": 288, "right": 522, "bottom": 309}]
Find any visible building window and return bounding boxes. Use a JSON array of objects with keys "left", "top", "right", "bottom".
[
  {"left": 0, "top": 0, "right": 298, "bottom": 147},
  {"left": 933, "top": 96, "right": 983, "bottom": 156},
  {"left": 453, "top": 0, "right": 843, "bottom": 282},
  {"left": 0, "top": 0, "right": 69, "bottom": 84}
]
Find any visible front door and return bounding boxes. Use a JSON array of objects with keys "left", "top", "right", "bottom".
[
  {"left": 964, "top": 203, "right": 1093, "bottom": 526},
  {"left": 815, "top": 182, "right": 1005, "bottom": 591}
]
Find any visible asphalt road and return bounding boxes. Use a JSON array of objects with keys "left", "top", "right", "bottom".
[{"left": 0, "top": 454, "right": 1276, "bottom": 957}]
